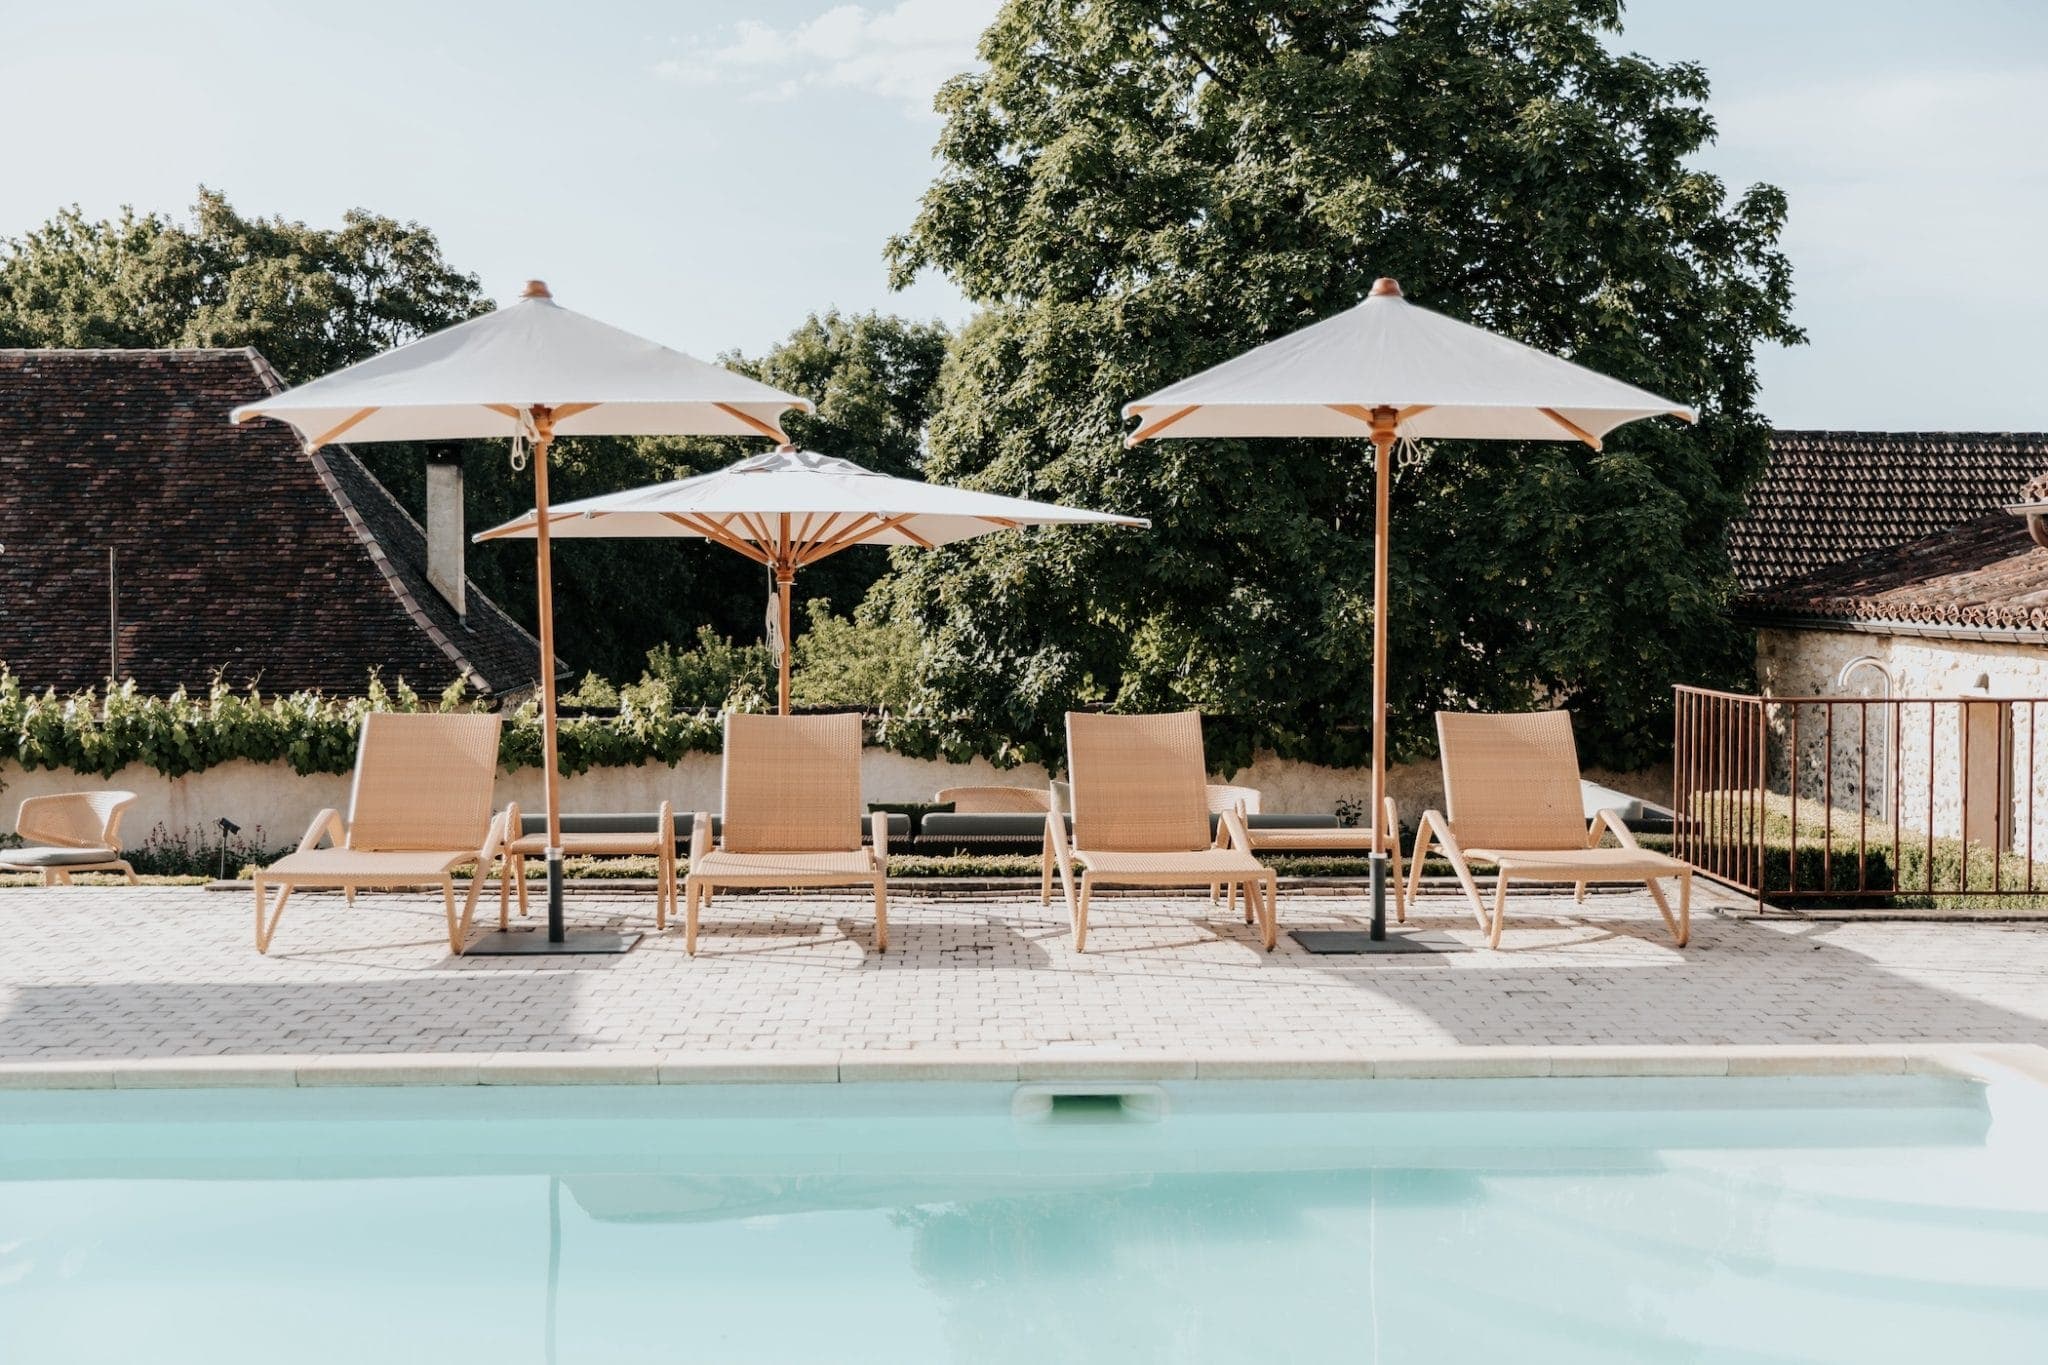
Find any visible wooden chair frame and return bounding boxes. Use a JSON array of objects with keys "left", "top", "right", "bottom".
[
  {"left": 497, "top": 800, "right": 675, "bottom": 929},
  {"left": 0, "top": 791, "right": 140, "bottom": 884}
]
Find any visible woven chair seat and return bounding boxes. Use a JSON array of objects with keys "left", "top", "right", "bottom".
[
  {"left": 262, "top": 848, "right": 476, "bottom": 882},
  {"left": 505, "top": 831, "right": 666, "bottom": 858},
  {"left": 1463, "top": 845, "right": 1688, "bottom": 879},
  {"left": 691, "top": 848, "right": 878, "bottom": 886},
  {"left": 1075, "top": 847, "right": 1267, "bottom": 883}
]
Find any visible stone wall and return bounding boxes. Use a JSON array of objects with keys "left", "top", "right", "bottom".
[{"left": 1756, "top": 626, "right": 2048, "bottom": 852}]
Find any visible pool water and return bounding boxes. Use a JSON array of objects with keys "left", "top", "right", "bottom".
[{"left": 0, "top": 1074, "right": 2043, "bottom": 1363}]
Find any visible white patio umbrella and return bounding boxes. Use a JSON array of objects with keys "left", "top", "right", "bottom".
[
  {"left": 1123, "top": 278, "right": 1695, "bottom": 951},
  {"left": 230, "top": 281, "right": 810, "bottom": 954},
  {"left": 478, "top": 446, "right": 1149, "bottom": 713}
]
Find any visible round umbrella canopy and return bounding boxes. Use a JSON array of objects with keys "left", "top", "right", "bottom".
[
  {"left": 478, "top": 446, "right": 1149, "bottom": 713},
  {"left": 1121, "top": 278, "right": 1694, "bottom": 947},
  {"left": 229, "top": 281, "right": 811, "bottom": 954}
]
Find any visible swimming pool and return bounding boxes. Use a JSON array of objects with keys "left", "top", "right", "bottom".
[{"left": 0, "top": 1072, "right": 2042, "bottom": 1363}]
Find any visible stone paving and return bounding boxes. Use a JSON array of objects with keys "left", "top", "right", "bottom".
[{"left": 0, "top": 882, "right": 2044, "bottom": 1058}]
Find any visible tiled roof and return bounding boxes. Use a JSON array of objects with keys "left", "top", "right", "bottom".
[
  {"left": 0, "top": 348, "right": 541, "bottom": 698},
  {"left": 1744, "top": 510, "right": 2048, "bottom": 635},
  {"left": 1729, "top": 431, "right": 2048, "bottom": 592}
]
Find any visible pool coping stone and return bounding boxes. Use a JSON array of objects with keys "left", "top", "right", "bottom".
[{"left": 0, "top": 1044, "right": 2040, "bottom": 1090}]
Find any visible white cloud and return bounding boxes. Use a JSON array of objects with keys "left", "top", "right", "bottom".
[{"left": 652, "top": 0, "right": 1002, "bottom": 113}]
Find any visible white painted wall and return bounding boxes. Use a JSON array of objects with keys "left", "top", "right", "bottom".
[{"left": 0, "top": 746, "right": 1670, "bottom": 851}]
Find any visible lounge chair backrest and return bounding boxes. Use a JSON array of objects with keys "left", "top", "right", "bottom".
[
  {"left": 346, "top": 713, "right": 502, "bottom": 853},
  {"left": 722, "top": 712, "right": 862, "bottom": 853},
  {"left": 1436, "top": 710, "right": 1587, "bottom": 850},
  {"left": 15, "top": 791, "right": 135, "bottom": 849},
  {"left": 936, "top": 785, "right": 1052, "bottom": 813},
  {"left": 1206, "top": 783, "right": 1262, "bottom": 816},
  {"left": 1066, "top": 710, "right": 1211, "bottom": 852}
]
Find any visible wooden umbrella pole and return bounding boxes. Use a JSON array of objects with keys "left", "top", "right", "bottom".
[
  {"left": 529, "top": 407, "right": 567, "bottom": 939},
  {"left": 775, "top": 560, "right": 795, "bottom": 715},
  {"left": 1369, "top": 406, "right": 1398, "bottom": 939}
]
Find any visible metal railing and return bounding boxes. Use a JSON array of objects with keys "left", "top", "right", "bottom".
[{"left": 1673, "top": 684, "right": 2048, "bottom": 907}]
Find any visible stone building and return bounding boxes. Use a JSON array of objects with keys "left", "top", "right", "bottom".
[{"left": 1732, "top": 432, "right": 2048, "bottom": 852}]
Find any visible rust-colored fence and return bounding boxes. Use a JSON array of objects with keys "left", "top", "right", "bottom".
[{"left": 1673, "top": 684, "right": 2048, "bottom": 907}]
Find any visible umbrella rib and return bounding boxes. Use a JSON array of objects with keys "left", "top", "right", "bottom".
[
  {"left": 801, "top": 513, "right": 924, "bottom": 567},
  {"left": 1125, "top": 405, "right": 1199, "bottom": 447},
  {"left": 713, "top": 403, "right": 792, "bottom": 444},
  {"left": 476, "top": 510, "right": 580, "bottom": 542},
  {"left": 550, "top": 402, "right": 599, "bottom": 423},
  {"left": 667, "top": 512, "right": 773, "bottom": 564},
  {"left": 309, "top": 407, "right": 378, "bottom": 450},
  {"left": 1327, "top": 403, "right": 1434, "bottom": 432},
  {"left": 1538, "top": 408, "right": 1604, "bottom": 450},
  {"left": 794, "top": 513, "right": 851, "bottom": 560},
  {"left": 798, "top": 514, "right": 890, "bottom": 565}
]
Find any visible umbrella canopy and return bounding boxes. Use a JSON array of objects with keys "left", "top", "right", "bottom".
[
  {"left": 229, "top": 285, "right": 805, "bottom": 446},
  {"left": 479, "top": 446, "right": 1148, "bottom": 711},
  {"left": 230, "top": 281, "right": 810, "bottom": 954},
  {"left": 1123, "top": 277, "right": 1693, "bottom": 446},
  {"left": 1121, "top": 278, "right": 1693, "bottom": 946}
]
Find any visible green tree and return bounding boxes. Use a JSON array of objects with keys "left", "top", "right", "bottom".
[
  {"left": 0, "top": 187, "right": 487, "bottom": 381},
  {"left": 886, "top": 0, "right": 1801, "bottom": 769}
]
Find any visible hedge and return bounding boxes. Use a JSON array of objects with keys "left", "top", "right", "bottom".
[{"left": 0, "top": 669, "right": 1016, "bottom": 781}]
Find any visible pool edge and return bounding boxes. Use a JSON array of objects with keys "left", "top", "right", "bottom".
[{"left": 0, "top": 1044, "right": 2041, "bottom": 1091}]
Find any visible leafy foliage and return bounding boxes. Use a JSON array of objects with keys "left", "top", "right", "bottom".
[
  {"left": 0, "top": 188, "right": 486, "bottom": 383},
  {"left": 886, "top": 0, "right": 1802, "bottom": 769}
]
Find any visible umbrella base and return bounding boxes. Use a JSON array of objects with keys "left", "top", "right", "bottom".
[
  {"left": 1289, "top": 929, "right": 1453, "bottom": 955},
  {"left": 464, "top": 928, "right": 642, "bottom": 956}
]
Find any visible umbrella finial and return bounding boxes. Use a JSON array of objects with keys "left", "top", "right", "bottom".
[
  {"left": 1369, "top": 277, "right": 1402, "bottom": 298},
  {"left": 521, "top": 279, "right": 552, "bottom": 300}
]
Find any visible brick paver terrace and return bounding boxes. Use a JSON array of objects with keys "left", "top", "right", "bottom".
[{"left": 1, "top": 883, "right": 2043, "bottom": 1059}]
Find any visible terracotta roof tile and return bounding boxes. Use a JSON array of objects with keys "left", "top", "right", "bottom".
[
  {"left": 1744, "top": 510, "right": 2048, "bottom": 635},
  {"left": 0, "top": 348, "right": 541, "bottom": 697},
  {"left": 1729, "top": 430, "right": 2048, "bottom": 592}
]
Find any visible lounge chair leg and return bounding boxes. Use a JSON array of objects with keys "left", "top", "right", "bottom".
[
  {"left": 1262, "top": 875, "right": 1278, "bottom": 951},
  {"left": 657, "top": 854, "right": 671, "bottom": 932},
  {"left": 1645, "top": 874, "right": 1689, "bottom": 948},
  {"left": 498, "top": 856, "right": 511, "bottom": 928},
  {"left": 118, "top": 860, "right": 138, "bottom": 886},
  {"left": 253, "top": 879, "right": 292, "bottom": 954},
  {"left": 1040, "top": 842, "right": 1053, "bottom": 906},
  {"left": 873, "top": 878, "right": 888, "bottom": 953},
  {"left": 1574, "top": 879, "right": 1588, "bottom": 904},
  {"left": 344, "top": 886, "right": 354, "bottom": 907},
  {"left": 685, "top": 879, "right": 701, "bottom": 957},
  {"left": 459, "top": 869, "right": 491, "bottom": 950},
  {"left": 1489, "top": 875, "right": 1509, "bottom": 949},
  {"left": 515, "top": 856, "right": 530, "bottom": 918},
  {"left": 442, "top": 879, "right": 465, "bottom": 955},
  {"left": 1073, "top": 874, "right": 1092, "bottom": 953}
]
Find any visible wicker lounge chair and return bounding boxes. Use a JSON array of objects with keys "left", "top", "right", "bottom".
[
  {"left": 1043, "top": 710, "right": 1277, "bottom": 951},
  {"left": 1405, "top": 710, "right": 1689, "bottom": 948},
  {"left": 1206, "top": 787, "right": 1407, "bottom": 923},
  {"left": 497, "top": 803, "right": 675, "bottom": 928},
  {"left": 252, "top": 713, "right": 504, "bottom": 955},
  {"left": 0, "top": 791, "right": 139, "bottom": 885},
  {"left": 683, "top": 712, "right": 886, "bottom": 957}
]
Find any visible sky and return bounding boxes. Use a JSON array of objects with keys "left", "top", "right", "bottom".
[{"left": 4, "top": 0, "right": 2045, "bottom": 430}]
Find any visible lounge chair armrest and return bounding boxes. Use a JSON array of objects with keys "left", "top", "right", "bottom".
[
  {"left": 1418, "top": 809, "right": 1465, "bottom": 861},
  {"left": 1045, "top": 808, "right": 1073, "bottom": 867},
  {"left": 297, "top": 808, "right": 345, "bottom": 853},
  {"left": 1219, "top": 807, "right": 1256, "bottom": 853},
  {"left": 475, "top": 809, "right": 507, "bottom": 865},
  {"left": 657, "top": 801, "right": 674, "bottom": 858},
  {"left": 1381, "top": 796, "right": 1402, "bottom": 846},
  {"left": 870, "top": 809, "right": 890, "bottom": 864},
  {"left": 689, "top": 812, "right": 711, "bottom": 867},
  {"left": 1590, "top": 808, "right": 1641, "bottom": 849}
]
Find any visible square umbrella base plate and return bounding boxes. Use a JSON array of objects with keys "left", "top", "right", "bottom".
[
  {"left": 463, "top": 929, "right": 642, "bottom": 956},
  {"left": 1289, "top": 929, "right": 1456, "bottom": 955}
]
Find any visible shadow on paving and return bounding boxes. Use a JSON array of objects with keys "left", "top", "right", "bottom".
[{"left": 1288, "top": 904, "right": 2048, "bottom": 1047}]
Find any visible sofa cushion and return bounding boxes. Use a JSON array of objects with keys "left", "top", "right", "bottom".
[{"left": 0, "top": 845, "right": 121, "bottom": 868}]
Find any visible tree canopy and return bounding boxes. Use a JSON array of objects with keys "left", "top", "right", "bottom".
[
  {"left": 886, "top": 0, "right": 1801, "bottom": 769},
  {"left": 0, "top": 187, "right": 487, "bottom": 382}
]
